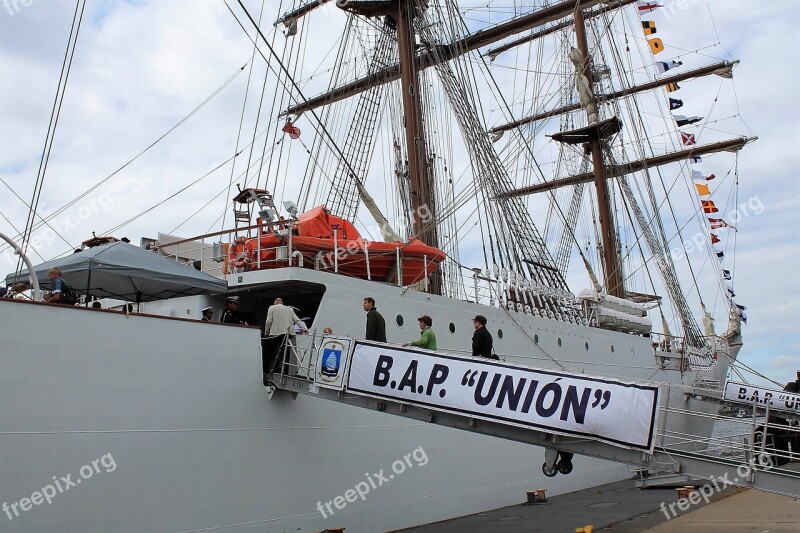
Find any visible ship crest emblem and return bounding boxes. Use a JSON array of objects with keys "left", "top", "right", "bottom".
[{"left": 320, "top": 342, "right": 343, "bottom": 382}]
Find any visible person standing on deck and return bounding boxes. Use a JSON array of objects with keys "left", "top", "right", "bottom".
[
  {"left": 363, "top": 297, "right": 386, "bottom": 342},
  {"left": 45, "top": 267, "right": 75, "bottom": 305},
  {"left": 403, "top": 315, "right": 437, "bottom": 350},
  {"left": 220, "top": 296, "right": 247, "bottom": 324},
  {"left": 471, "top": 315, "right": 496, "bottom": 359},
  {"left": 200, "top": 306, "right": 214, "bottom": 322}
]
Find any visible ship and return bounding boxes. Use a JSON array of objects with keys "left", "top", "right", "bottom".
[{"left": 1, "top": 0, "right": 758, "bottom": 531}]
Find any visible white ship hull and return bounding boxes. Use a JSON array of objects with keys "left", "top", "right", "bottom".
[{"left": 0, "top": 268, "right": 734, "bottom": 531}]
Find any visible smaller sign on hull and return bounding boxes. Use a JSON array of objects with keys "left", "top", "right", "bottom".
[
  {"left": 347, "top": 342, "right": 660, "bottom": 451},
  {"left": 314, "top": 336, "right": 353, "bottom": 389},
  {"left": 724, "top": 382, "right": 800, "bottom": 415}
]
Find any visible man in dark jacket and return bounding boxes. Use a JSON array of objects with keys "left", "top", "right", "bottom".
[
  {"left": 363, "top": 297, "right": 387, "bottom": 342},
  {"left": 471, "top": 315, "right": 495, "bottom": 359}
]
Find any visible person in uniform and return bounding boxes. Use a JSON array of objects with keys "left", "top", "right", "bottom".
[
  {"left": 201, "top": 306, "right": 214, "bottom": 321},
  {"left": 220, "top": 296, "right": 246, "bottom": 324}
]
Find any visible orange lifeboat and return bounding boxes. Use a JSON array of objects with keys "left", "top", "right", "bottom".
[
  {"left": 226, "top": 205, "right": 446, "bottom": 282},
  {"left": 291, "top": 206, "right": 446, "bottom": 284}
]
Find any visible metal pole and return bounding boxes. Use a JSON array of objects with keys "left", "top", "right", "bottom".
[
  {"left": 0, "top": 231, "right": 41, "bottom": 300},
  {"left": 396, "top": 247, "right": 402, "bottom": 287},
  {"left": 288, "top": 222, "right": 293, "bottom": 266},
  {"left": 423, "top": 254, "right": 428, "bottom": 292},
  {"left": 333, "top": 229, "right": 339, "bottom": 273},
  {"left": 365, "top": 241, "right": 371, "bottom": 280}
]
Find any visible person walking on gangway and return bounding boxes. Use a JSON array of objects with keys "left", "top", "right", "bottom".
[
  {"left": 403, "top": 315, "right": 437, "bottom": 350},
  {"left": 263, "top": 298, "right": 308, "bottom": 375},
  {"left": 363, "top": 297, "right": 386, "bottom": 342}
]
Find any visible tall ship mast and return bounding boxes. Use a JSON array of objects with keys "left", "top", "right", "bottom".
[{"left": 3, "top": 2, "right": 787, "bottom": 532}]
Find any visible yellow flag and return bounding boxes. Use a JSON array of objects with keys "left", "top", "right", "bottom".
[
  {"left": 648, "top": 38, "right": 664, "bottom": 55},
  {"left": 642, "top": 21, "right": 657, "bottom": 35},
  {"left": 695, "top": 183, "right": 711, "bottom": 196},
  {"left": 665, "top": 82, "right": 680, "bottom": 92}
]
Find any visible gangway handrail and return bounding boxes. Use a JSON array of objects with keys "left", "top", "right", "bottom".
[{"left": 265, "top": 336, "right": 800, "bottom": 498}]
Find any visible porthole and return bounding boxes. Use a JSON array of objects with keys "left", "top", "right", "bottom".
[
  {"left": 611, "top": 345, "right": 615, "bottom": 353},
  {"left": 534, "top": 334, "right": 539, "bottom": 344},
  {"left": 449, "top": 322, "right": 455, "bottom": 334},
  {"left": 557, "top": 338, "right": 562, "bottom": 347},
  {"left": 498, "top": 329, "right": 504, "bottom": 339},
  {"left": 585, "top": 342, "right": 589, "bottom": 351},
  {"left": 396, "top": 314, "right": 404, "bottom": 327}
]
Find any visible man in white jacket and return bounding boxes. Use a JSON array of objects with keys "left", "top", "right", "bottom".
[{"left": 263, "top": 298, "right": 308, "bottom": 375}]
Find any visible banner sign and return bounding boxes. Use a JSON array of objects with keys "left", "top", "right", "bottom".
[
  {"left": 347, "top": 342, "right": 660, "bottom": 451},
  {"left": 313, "top": 336, "right": 353, "bottom": 390},
  {"left": 724, "top": 382, "right": 800, "bottom": 415}
]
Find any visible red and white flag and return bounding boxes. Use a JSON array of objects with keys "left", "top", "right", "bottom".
[
  {"left": 708, "top": 218, "right": 736, "bottom": 230},
  {"left": 680, "top": 131, "right": 696, "bottom": 146},
  {"left": 691, "top": 170, "right": 715, "bottom": 181},
  {"left": 282, "top": 120, "right": 301, "bottom": 139},
  {"left": 638, "top": 1, "right": 662, "bottom": 13}
]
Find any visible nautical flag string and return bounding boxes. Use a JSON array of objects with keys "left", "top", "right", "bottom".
[{"left": 639, "top": 0, "right": 744, "bottom": 324}]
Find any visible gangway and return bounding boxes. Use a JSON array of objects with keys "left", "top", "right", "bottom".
[{"left": 265, "top": 334, "right": 800, "bottom": 498}]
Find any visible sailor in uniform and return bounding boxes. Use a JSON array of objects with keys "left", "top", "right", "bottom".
[
  {"left": 220, "top": 296, "right": 246, "bottom": 324},
  {"left": 200, "top": 306, "right": 214, "bottom": 322}
]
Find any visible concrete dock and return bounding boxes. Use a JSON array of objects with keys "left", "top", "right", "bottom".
[{"left": 397, "top": 479, "right": 799, "bottom": 532}]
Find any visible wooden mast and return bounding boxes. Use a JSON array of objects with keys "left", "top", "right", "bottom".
[
  {"left": 395, "top": 0, "right": 441, "bottom": 294},
  {"left": 573, "top": 8, "right": 624, "bottom": 298}
]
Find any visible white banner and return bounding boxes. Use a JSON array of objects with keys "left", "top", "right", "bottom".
[
  {"left": 347, "top": 342, "right": 660, "bottom": 451},
  {"left": 724, "top": 382, "right": 800, "bottom": 415}
]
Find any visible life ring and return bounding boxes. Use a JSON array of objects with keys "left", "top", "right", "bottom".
[{"left": 232, "top": 252, "right": 249, "bottom": 269}]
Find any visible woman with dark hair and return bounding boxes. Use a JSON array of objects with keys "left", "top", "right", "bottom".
[{"left": 403, "top": 315, "right": 437, "bottom": 350}]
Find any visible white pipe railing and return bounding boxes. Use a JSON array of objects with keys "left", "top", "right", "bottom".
[{"left": 0, "top": 231, "right": 42, "bottom": 300}]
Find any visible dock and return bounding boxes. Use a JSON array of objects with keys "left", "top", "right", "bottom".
[{"left": 397, "top": 479, "right": 799, "bottom": 532}]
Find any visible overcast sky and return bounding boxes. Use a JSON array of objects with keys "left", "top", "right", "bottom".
[{"left": 0, "top": 0, "right": 797, "bottom": 386}]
